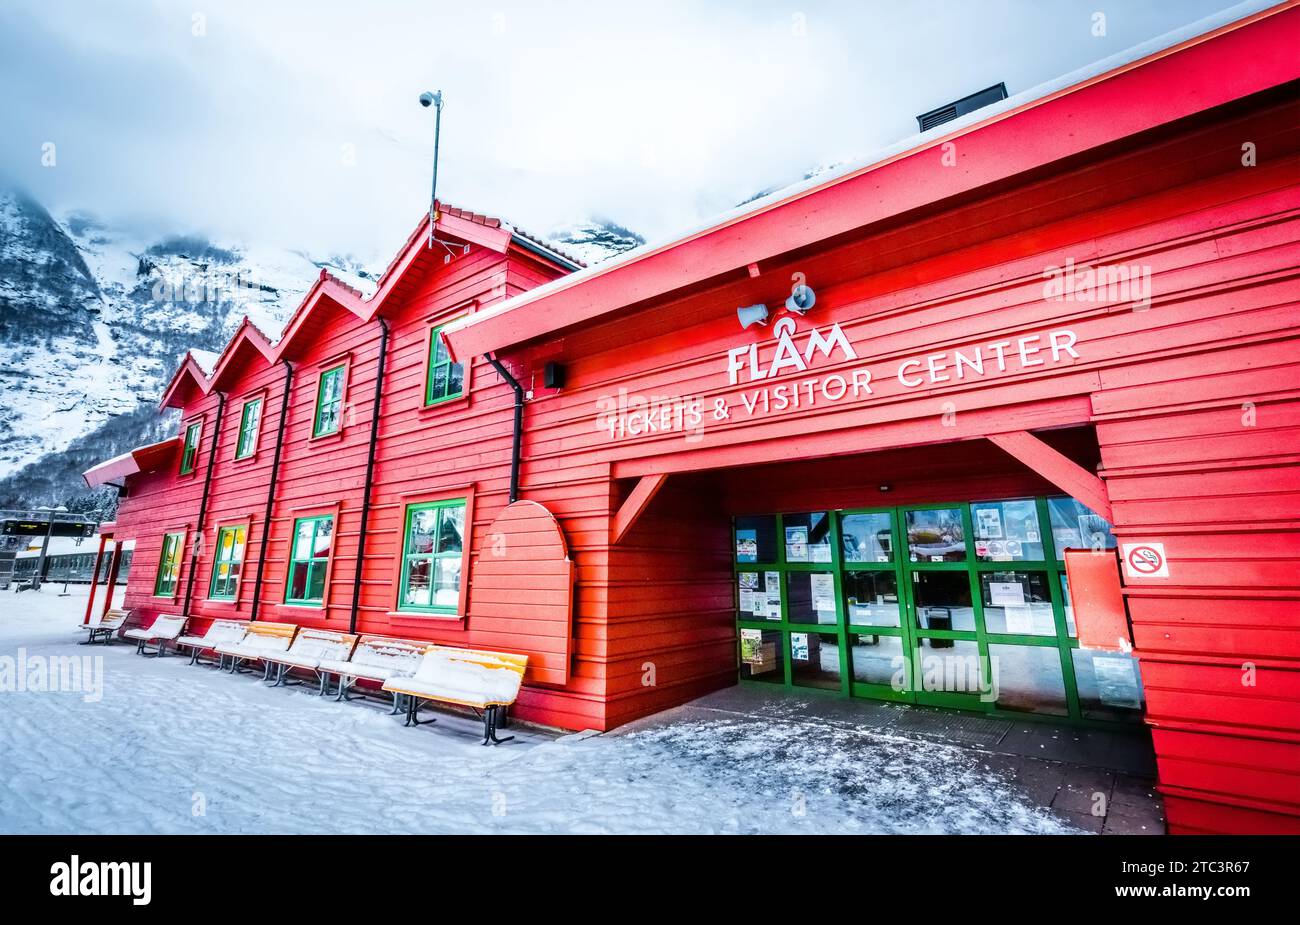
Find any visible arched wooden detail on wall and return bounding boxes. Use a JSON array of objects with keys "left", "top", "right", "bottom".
[{"left": 469, "top": 500, "right": 575, "bottom": 685}]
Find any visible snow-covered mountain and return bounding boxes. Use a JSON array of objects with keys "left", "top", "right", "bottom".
[
  {"left": 0, "top": 189, "right": 642, "bottom": 514},
  {"left": 547, "top": 220, "right": 646, "bottom": 267},
  {"left": 0, "top": 186, "right": 381, "bottom": 513}
]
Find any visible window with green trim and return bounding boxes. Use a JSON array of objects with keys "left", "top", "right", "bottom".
[
  {"left": 424, "top": 326, "right": 464, "bottom": 405},
  {"left": 234, "top": 397, "right": 263, "bottom": 459},
  {"left": 285, "top": 515, "right": 334, "bottom": 605},
  {"left": 208, "top": 524, "right": 248, "bottom": 600},
  {"left": 154, "top": 531, "right": 184, "bottom": 597},
  {"left": 397, "top": 498, "right": 465, "bottom": 612},
  {"left": 179, "top": 422, "right": 201, "bottom": 474},
  {"left": 313, "top": 366, "right": 345, "bottom": 437}
]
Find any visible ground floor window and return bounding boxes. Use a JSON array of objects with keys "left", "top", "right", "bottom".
[
  {"left": 734, "top": 496, "right": 1145, "bottom": 725},
  {"left": 154, "top": 531, "right": 184, "bottom": 597},
  {"left": 286, "top": 515, "right": 333, "bottom": 605},
  {"left": 397, "top": 498, "right": 465, "bottom": 613},
  {"left": 209, "top": 524, "right": 248, "bottom": 600}
]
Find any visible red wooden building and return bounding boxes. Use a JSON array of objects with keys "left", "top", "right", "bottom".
[{"left": 87, "top": 4, "right": 1300, "bottom": 834}]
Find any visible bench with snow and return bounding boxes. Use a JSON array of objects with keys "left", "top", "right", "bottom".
[
  {"left": 320, "top": 634, "right": 426, "bottom": 713},
  {"left": 176, "top": 619, "right": 248, "bottom": 666},
  {"left": 262, "top": 628, "right": 358, "bottom": 694},
  {"left": 214, "top": 622, "right": 298, "bottom": 678},
  {"left": 383, "top": 646, "right": 528, "bottom": 745},
  {"left": 122, "top": 613, "right": 187, "bottom": 657},
  {"left": 78, "top": 608, "right": 130, "bottom": 645}
]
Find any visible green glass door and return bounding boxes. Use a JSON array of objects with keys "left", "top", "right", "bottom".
[
  {"left": 733, "top": 495, "right": 1144, "bottom": 726},
  {"left": 840, "top": 508, "right": 912, "bottom": 703},
  {"left": 898, "top": 503, "right": 993, "bottom": 711}
]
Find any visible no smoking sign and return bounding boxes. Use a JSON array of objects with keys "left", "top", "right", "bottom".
[{"left": 1121, "top": 542, "right": 1170, "bottom": 579}]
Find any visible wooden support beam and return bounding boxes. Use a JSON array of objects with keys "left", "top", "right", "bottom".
[
  {"left": 611, "top": 473, "right": 669, "bottom": 545},
  {"left": 987, "top": 430, "right": 1113, "bottom": 522},
  {"left": 83, "top": 534, "right": 109, "bottom": 626}
]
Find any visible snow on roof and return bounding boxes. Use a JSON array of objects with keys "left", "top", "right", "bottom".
[
  {"left": 446, "top": 0, "right": 1279, "bottom": 334},
  {"left": 14, "top": 533, "right": 101, "bottom": 558},
  {"left": 189, "top": 349, "right": 220, "bottom": 375},
  {"left": 319, "top": 265, "right": 378, "bottom": 298}
]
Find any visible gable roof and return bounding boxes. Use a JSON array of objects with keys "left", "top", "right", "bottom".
[
  {"left": 441, "top": 0, "right": 1297, "bottom": 362},
  {"left": 153, "top": 202, "right": 581, "bottom": 410}
]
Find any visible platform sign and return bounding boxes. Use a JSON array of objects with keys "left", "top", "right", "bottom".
[
  {"left": 1, "top": 520, "right": 95, "bottom": 538},
  {"left": 1120, "top": 542, "right": 1170, "bottom": 579}
]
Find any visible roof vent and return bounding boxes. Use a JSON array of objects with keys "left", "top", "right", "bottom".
[{"left": 916, "top": 82, "right": 1008, "bottom": 132}]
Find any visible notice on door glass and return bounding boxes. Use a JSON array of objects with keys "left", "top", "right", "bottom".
[
  {"left": 790, "top": 633, "right": 809, "bottom": 661},
  {"left": 785, "top": 527, "right": 808, "bottom": 562},
  {"left": 1003, "top": 605, "right": 1036, "bottom": 635},
  {"left": 765, "top": 571, "right": 781, "bottom": 618},
  {"left": 989, "top": 581, "right": 1025, "bottom": 606},
  {"left": 811, "top": 573, "right": 836, "bottom": 614}
]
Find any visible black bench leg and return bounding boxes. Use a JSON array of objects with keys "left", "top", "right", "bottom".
[
  {"left": 483, "top": 705, "right": 514, "bottom": 746},
  {"left": 135, "top": 639, "right": 146, "bottom": 656},
  {"left": 389, "top": 691, "right": 404, "bottom": 715},
  {"left": 335, "top": 676, "right": 349, "bottom": 702},
  {"left": 407, "top": 697, "right": 436, "bottom": 727}
]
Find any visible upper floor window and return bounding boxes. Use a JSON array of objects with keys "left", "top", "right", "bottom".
[
  {"left": 425, "top": 325, "right": 464, "bottom": 405},
  {"left": 313, "top": 365, "right": 345, "bottom": 437},
  {"left": 235, "top": 397, "right": 263, "bottom": 459},
  {"left": 179, "top": 422, "right": 201, "bottom": 474},
  {"left": 154, "top": 531, "right": 184, "bottom": 597}
]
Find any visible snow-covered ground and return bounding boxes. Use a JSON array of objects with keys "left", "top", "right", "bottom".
[{"left": 0, "top": 589, "right": 1082, "bottom": 834}]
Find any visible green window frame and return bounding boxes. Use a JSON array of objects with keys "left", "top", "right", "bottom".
[
  {"left": 397, "top": 498, "right": 466, "bottom": 613},
  {"left": 154, "top": 531, "right": 184, "bottom": 597},
  {"left": 208, "top": 524, "right": 248, "bottom": 601},
  {"left": 424, "top": 325, "right": 465, "bottom": 405},
  {"left": 313, "top": 366, "right": 345, "bottom": 437},
  {"left": 285, "top": 515, "right": 334, "bottom": 606},
  {"left": 179, "top": 422, "right": 201, "bottom": 474},
  {"left": 234, "top": 397, "right": 263, "bottom": 459}
]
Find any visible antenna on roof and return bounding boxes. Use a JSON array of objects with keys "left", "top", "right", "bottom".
[{"left": 419, "top": 89, "right": 444, "bottom": 250}]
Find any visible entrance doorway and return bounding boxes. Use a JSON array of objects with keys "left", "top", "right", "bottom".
[{"left": 733, "top": 496, "right": 1145, "bottom": 725}]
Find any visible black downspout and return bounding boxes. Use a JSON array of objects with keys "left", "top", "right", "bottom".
[
  {"left": 182, "top": 391, "right": 226, "bottom": 618},
  {"left": 349, "top": 318, "right": 390, "bottom": 634},
  {"left": 250, "top": 359, "right": 293, "bottom": 622},
  {"left": 485, "top": 353, "right": 524, "bottom": 503}
]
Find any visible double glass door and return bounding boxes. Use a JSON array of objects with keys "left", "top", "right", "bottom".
[{"left": 734, "top": 498, "right": 1144, "bottom": 724}]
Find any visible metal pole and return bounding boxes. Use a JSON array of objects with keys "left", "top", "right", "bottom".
[
  {"left": 485, "top": 354, "right": 525, "bottom": 503},
  {"left": 33, "top": 511, "right": 54, "bottom": 590},
  {"left": 349, "top": 318, "right": 389, "bottom": 635},
  {"left": 251, "top": 360, "right": 293, "bottom": 621},
  {"left": 428, "top": 92, "right": 443, "bottom": 248}
]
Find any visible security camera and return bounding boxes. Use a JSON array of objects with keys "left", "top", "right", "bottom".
[{"left": 419, "top": 91, "right": 438, "bottom": 108}]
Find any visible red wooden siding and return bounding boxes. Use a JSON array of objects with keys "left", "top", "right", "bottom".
[{"left": 467, "top": 500, "right": 576, "bottom": 685}]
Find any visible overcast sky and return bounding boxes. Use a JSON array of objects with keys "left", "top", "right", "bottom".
[{"left": 1, "top": 0, "right": 1260, "bottom": 263}]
